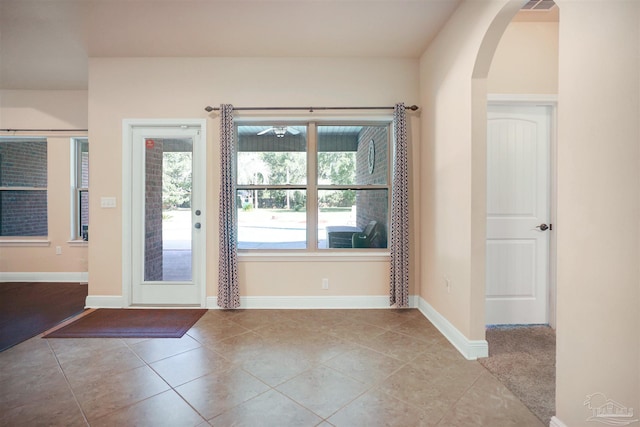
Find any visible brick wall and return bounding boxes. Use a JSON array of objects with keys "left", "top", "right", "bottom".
[
  {"left": 0, "top": 139, "right": 48, "bottom": 236},
  {"left": 355, "top": 126, "right": 388, "bottom": 246},
  {"left": 144, "top": 139, "right": 164, "bottom": 281}
]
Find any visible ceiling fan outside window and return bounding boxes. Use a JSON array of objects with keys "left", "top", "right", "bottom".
[{"left": 257, "top": 126, "right": 300, "bottom": 138}]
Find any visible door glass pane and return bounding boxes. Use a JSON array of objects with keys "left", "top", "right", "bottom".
[{"left": 144, "top": 137, "right": 193, "bottom": 281}]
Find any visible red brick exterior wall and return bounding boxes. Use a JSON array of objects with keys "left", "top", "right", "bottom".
[
  {"left": 355, "top": 126, "right": 388, "bottom": 243},
  {"left": 144, "top": 139, "right": 164, "bottom": 281}
]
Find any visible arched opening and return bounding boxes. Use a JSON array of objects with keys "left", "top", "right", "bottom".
[
  {"left": 471, "top": 1, "right": 559, "bottom": 424},
  {"left": 477, "top": 3, "right": 560, "bottom": 327},
  {"left": 469, "top": 0, "right": 561, "bottom": 331}
]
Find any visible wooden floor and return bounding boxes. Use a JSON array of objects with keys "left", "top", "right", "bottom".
[{"left": 0, "top": 282, "right": 87, "bottom": 352}]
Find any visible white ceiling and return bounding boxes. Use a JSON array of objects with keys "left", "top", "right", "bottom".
[{"left": 0, "top": 0, "right": 462, "bottom": 90}]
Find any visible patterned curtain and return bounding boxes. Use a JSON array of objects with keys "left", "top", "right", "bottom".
[
  {"left": 390, "top": 103, "right": 410, "bottom": 308},
  {"left": 218, "top": 104, "right": 240, "bottom": 309}
]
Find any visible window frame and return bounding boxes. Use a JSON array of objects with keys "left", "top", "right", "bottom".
[
  {"left": 71, "top": 137, "right": 89, "bottom": 241},
  {"left": 235, "top": 120, "right": 392, "bottom": 253},
  {"left": 0, "top": 137, "right": 48, "bottom": 239}
]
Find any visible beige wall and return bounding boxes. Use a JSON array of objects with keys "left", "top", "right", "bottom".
[
  {"left": 487, "top": 21, "right": 559, "bottom": 94},
  {"left": 240, "top": 260, "right": 390, "bottom": 297},
  {"left": 88, "top": 57, "right": 420, "bottom": 299},
  {"left": 1, "top": 90, "right": 88, "bottom": 129},
  {"left": 555, "top": 0, "right": 640, "bottom": 424},
  {"left": 418, "top": 0, "right": 520, "bottom": 340},
  {"left": 0, "top": 90, "right": 88, "bottom": 274}
]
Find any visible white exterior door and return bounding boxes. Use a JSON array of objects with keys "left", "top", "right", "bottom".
[
  {"left": 486, "top": 105, "right": 551, "bottom": 324},
  {"left": 129, "top": 124, "right": 206, "bottom": 306}
]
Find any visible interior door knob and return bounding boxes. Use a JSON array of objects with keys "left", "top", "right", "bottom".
[{"left": 536, "top": 223, "right": 549, "bottom": 231}]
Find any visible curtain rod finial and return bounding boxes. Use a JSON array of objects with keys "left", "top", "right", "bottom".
[
  {"left": 407, "top": 105, "right": 419, "bottom": 111},
  {"left": 204, "top": 106, "right": 215, "bottom": 112}
]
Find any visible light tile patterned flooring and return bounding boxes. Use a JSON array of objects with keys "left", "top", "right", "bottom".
[{"left": 0, "top": 309, "right": 544, "bottom": 426}]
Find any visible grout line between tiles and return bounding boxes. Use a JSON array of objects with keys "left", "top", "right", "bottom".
[
  {"left": 72, "top": 338, "right": 184, "bottom": 424},
  {"left": 121, "top": 332, "right": 291, "bottom": 424},
  {"left": 45, "top": 339, "right": 91, "bottom": 427},
  {"left": 121, "top": 338, "right": 210, "bottom": 424},
  {"left": 431, "top": 363, "right": 486, "bottom": 426}
]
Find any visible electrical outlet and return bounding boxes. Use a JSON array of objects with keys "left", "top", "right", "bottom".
[
  {"left": 55, "top": 246, "right": 62, "bottom": 255},
  {"left": 322, "top": 278, "right": 329, "bottom": 290}
]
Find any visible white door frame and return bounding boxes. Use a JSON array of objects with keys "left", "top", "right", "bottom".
[
  {"left": 122, "top": 119, "right": 207, "bottom": 307},
  {"left": 487, "top": 94, "right": 557, "bottom": 328}
]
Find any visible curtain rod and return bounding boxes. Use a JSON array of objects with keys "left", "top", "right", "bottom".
[
  {"left": 204, "top": 105, "right": 418, "bottom": 113},
  {"left": 1, "top": 129, "right": 88, "bottom": 132}
]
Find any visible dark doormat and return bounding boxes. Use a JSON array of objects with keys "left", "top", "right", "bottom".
[
  {"left": 43, "top": 308, "right": 207, "bottom": 339},
  {"left": 0, "top": 282, "right": 88, "bottom": 352}
]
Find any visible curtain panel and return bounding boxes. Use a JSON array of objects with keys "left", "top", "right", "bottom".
[
  {"left": 218, "top": 104, "right": 241, "bottom": 309},
  {"left": 390, "top": 103, "right": 410, "bottom": 307}
]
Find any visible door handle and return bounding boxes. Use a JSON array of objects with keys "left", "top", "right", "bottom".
[
  {"left": 194, "top": 222, "right": 201, "bottom": 229},
  {"left": 535, "top": 223, "right": 550, "bottom": 231}
]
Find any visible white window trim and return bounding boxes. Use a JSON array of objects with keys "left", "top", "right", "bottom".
[
  {"left": 0, "top": 239, "right": 51, "bottom": 247},
  {"left": 239, "top": 251, "right": 390, "bottom": 262}
]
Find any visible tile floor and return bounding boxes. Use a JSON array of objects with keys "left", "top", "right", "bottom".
[{"left": 0, "top": 309, "right": 544, "bottom": 426}]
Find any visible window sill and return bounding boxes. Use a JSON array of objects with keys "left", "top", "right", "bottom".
[
  {"left": 239, "top": 251, "right": 390, "bottom": 263},
  {"left": 0, "top": 239, "right": 51, "bottom": 247},
  {"left": 68, "top": 240, "right": 89, "bottom": 247}
]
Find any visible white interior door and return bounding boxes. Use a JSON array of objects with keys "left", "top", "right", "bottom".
[
  {"left": 486, "top": 105, "right": 551, "bottom": 324},
  {"left": 130, "top": 125, "right": 205, "bottom": 306}
]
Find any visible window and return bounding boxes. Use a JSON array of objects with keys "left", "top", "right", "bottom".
[
  {"left": 0, "top": 138, "right": 48, "bottom": 237},
  {"left": 236, "top": 123, "right": 390, "bottom": 250},
  {"left": 72, "top": 138, "right": 89, "bottom": 240}
]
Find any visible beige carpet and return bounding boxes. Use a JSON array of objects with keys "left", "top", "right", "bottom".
[{"left": 479, "top": 325, "right": 555, "bottom": 425}]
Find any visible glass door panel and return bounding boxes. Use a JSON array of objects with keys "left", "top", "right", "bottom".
[{"left": 144, "top": 137, "right": 193, "bottom": 282}]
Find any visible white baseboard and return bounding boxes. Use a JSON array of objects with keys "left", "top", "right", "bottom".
[
  {"left": 549, "top": 416, "right": 567, "bottom": 427},
  {"left": 0, "top": 272, "right": 88, "bottom": 283},
  {"left": 206, "top": 295, "right": 419, "bottom": 310},
  {"left": 417, "top": 296, "right": 488, "bottom": 360},
  {"left": 85, "top": 295, "right": 124, "bottom": 308},
  {"left": 82, "top": 294, "right": 418, "bottom": 310}
]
